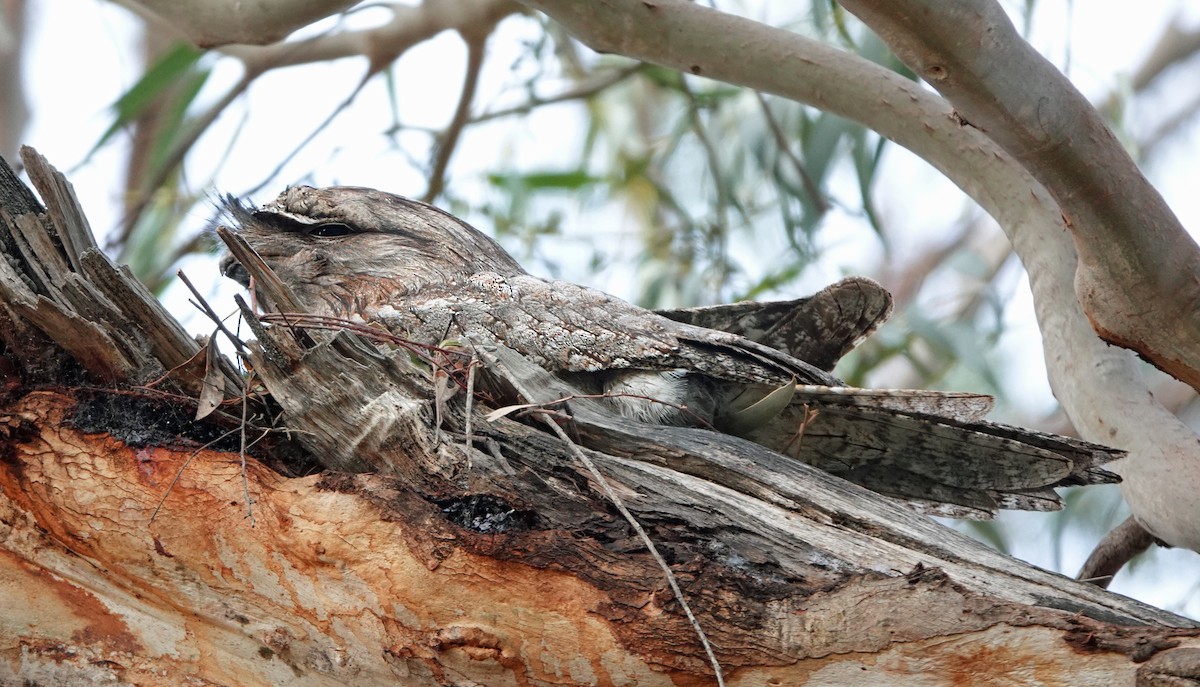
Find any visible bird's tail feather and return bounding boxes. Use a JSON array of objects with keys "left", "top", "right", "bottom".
[{"left": 739, "top": 391, "right": 1122, "bottom": 517}]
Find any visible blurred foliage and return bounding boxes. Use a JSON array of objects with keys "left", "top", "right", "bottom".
[{"left": 88, "top": 40, "right": 215, "bottom": 294}]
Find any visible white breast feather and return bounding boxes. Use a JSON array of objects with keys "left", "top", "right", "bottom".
[{"left": 603, "top": 369, "right": 691, "bottom": 424}]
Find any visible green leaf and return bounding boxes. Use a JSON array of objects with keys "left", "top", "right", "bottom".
[
  {"left": 739, "top": 263, "right": 804, "bottom": 301},
  {"left": 850, "top": 127, "right": 889, "bottom": 244},
  {"left": 640, "top": 64, "right": 686, "bottom": 91},
  {"left": 487, "top": 170, "right": 602, "bottom": 190},
  {"left": 87, "top": 43, "right": 204, "bottom": 160},
  {"left": 960, "top": 520, "right": 1011, "bottom": 554},
  {"left": 639, "top": 64, "right": 739, "bottom": 104},
  {"left": 147, "top": 68, "right": 211, "bottom": 177},
  {"left": 829, "top": 1, "right": 858, "bottom": 49}
]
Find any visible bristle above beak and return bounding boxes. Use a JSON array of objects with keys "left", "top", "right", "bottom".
[
  {"left": 215, "top": 195, "right": 254, "bottom": 287},
  {"left": 220, "top": 194, "right": 255, "bottom": 224}
]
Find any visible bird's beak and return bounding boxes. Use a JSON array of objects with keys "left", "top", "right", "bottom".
[{"left": 219, "top": 252, "right": 251, "bottom": 288}]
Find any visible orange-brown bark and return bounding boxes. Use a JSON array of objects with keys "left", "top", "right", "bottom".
[
  {"left": 1, "top": 391, "right": 666, "bottom": 685},
  {"left": 3, "top": 390, "right": 1200, "bottom": 686}
]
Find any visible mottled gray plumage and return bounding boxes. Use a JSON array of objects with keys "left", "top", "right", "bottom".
[
  {"left": 220, "top": 186, "right": 1120, "bottom": 518},
  {"left": 656, "top": 276, "right": 893, "bottom": 373}
]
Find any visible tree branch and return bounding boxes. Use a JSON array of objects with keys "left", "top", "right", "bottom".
[
  {"left": 113, "top": 0, "right": 520, "bottom": 240},
  {"left": 111, "top": 0, "right": 357, "bottom": 47},
  {"left": 6, "top": 144, "right": 1200, "bottom": 686},
  {"left": 423, "top": 29, "right": 489, "bottom": 203},
  {"left": 1130, "top": 19, "right": 1200, "bottom": 94},
  {"left": 468, "top": 63, "right": 642, "bottom": 124},
  {"left": 755, "top": 92, "right": 828, "bottom": 217},
  {"left": 223, "top": 0, "right": 520, "bottom": 73},
  {"left": 837, "top": 0, "right": 1200, "bottom": 394}
]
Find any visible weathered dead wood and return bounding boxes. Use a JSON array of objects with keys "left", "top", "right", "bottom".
[
  {"left": 0, "top": 147, "right": 242, "bottom": 395},
  {"left": 2, "top": 148, "right": 1200, "bottom": 685}
]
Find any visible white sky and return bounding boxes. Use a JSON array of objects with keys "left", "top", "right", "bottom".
[{"left": 15, "top": 1, "right": 1200, "bottom": 616}]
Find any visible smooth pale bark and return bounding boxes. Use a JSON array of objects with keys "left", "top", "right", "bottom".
[
  {"left": 112, "top": 0, "right": 357, "bottom": 47},
  {"left": 221, "top": 0, "right": 520, "bottom": 72},
  {"left": 837, "top": 0, "right": 1200, "bottom": 394}
]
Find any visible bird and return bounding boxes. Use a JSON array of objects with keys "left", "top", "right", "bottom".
[{"left": 219, "top": 185, "right": 1120, "bottom": 518}]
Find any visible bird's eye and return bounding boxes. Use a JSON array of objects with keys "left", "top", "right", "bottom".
[{"left": 308, "top": 223, "right": 356, "bottom": 238}]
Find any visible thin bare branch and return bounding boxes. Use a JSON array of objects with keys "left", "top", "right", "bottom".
[
  {"left": 1141, "top": 87, "right": 1200, "bottom": 156},
  {"left": 177, "top": 269, "right": 249, "bottom": 356},
  {"left": 468, "top": 63, "right": 642, "bottom": 124},
  {"left": 423, "top": 29, "right": 489, "bottom": 203},
  {"left": 1077, "top": 516, "right": 1157, "bottom": 589},
  {"left": 1131, "top": 19, "right": 1200, "bottom": 94},
  {"left": 222, "top": 0, "right": 520, "bottom": 71},
  {"left": 754, "top": 92, "right": 828, "bottom": 216},
  {"left": 537, "top": 413, "right": 726, "bottom": 687},
  {"left": 679, "top": 78, "right": 731, "bottom": 232},
  {"left": 238, "top": 377, "right": 256, "bottom": 525},
  {"left": 245, "top": 70, "right": 372, "bottom": 197},
  {"left": 112, "top": 0, "right": 357, "bottom": 47}
]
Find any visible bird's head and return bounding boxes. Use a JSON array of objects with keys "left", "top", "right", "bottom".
[{"left": 218, "top": 186, "right": 526, "bottom": 316}]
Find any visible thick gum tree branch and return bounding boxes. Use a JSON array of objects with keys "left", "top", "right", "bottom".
[
  {"left": 518, "top": 0, "right": 1200, "bottom": 551},
  {"left": 221, "top": 0, "right": 520, "bottom": 72},
  {"left": 836, "top": 0, "right": 1200, "bottom": 395},
  {"left": 109, "top": 0, "right": 520, "bottom": 69}
]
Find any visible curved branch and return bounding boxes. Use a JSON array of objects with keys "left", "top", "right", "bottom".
[
  {"left": 1130, "top": 19, "right": 1200, "bottom": 94},
  {"left": 837, "top": 0, "right": 1200, "bottom": 394},
  {"left": 114, "top": 0, "right": 521, "bottom": 241},
  {"left": 468, "top": 64, "right": 642, "bottom": 124},
  {"left": 516, "top": 0, "right": 1200, "bottom": 551},
  {"left": 223, "top": 0, "right": 520, "bottom": 72},
  {"left": 113, "top": 0, "right": 357, "bottom": 47}
]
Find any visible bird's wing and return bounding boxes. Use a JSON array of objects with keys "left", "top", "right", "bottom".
[
  {"left": 410, "top": 274, "right": 843, "bottom": 386},
  {"left": 656, "top": 277, "right": 893, "bottom": 371}
]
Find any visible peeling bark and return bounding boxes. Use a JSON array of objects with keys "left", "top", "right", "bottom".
[{"left": 4, "top": 387, "right": 1200, "bottom": 686}]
